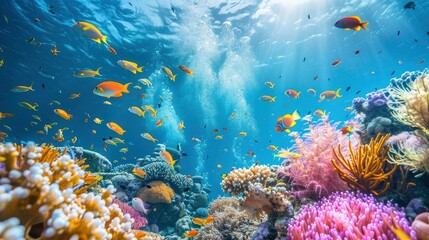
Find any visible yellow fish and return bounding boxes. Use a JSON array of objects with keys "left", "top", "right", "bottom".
[
  {"left": 264, "top": 81, "right": 274, "bottom": 88},
  {"left": 103, "top": 101, "right": 112, "bottom": 105},
  {"left": 113, "top": 138, "right": 125, "bottom": 144},
  {"left": 143, "top": 105, "right": 157, "bottom": 118},
  {"left": 314, "top": 110, "right": 326, "bottom": 117},
  {"left": 259, "top": 95, "right": 276, "bottom": 102},
  {"left": 94, "top": 118, "right": 103, "bottom": 124},
  {"left": 138, "top": 78, "right": 152, "bottom": 87},
  {"left": 11, "top": 83, "right": 34, "bottom": 93},
  {"left": 237, "top": 132, "right": 247, "bottom": 137},
  {"left": 267, "top": 145, "right": 278, "bottom": 151},
  {"left": 107, "top": 122, "right": 126, "bottom": 135},
  {"left": 18, "top": 102, "right": 38, "bottom": 111},
  {"left": 178, "top": 121, "right": 185, "bottom": 131},
  {"left": 128, "top": 106, "right": 146, "bottom": 117},
  {"left": 71, "top": 136, "right": 77, "bottom": 143},
  {"left": 105, "top": 139, "right": 117, "bottom": 146},
  {"left": 162, "top": 66, "right": 177, "bottom": 81},
  {"left": 134, "top": 85, "right": 142, "bottom": 90},
  {"left": 119, "top": 148, "right": 128, "bottom": 153},
  {"left": 160, "top": 149, "right": 176, "bottom": 167},
  {"left": 49, "top": 100, "right": 61, "bottom": 106},
  {"left": 319, "top": 88, "right": 342, "bottom": 102},
  {"left": 274, "top": 151, "right": 302, "bottom": 159},
  {"left": 117, "top": 60, "right": 143, "bottom": 74},
  {"left": 141, "top": 132, "right": 158, "bottom": 142},
  {"left": 215, "top": 135, "right": 223, "bottom": 140},
  {"left": 54, "top": 109, "right": 72, "bottom": 120},
  {"left": 72, "top": 21, "right": 107, "bottom": 44},
  {"left": 74, "top": 67, "right": 102, "bottom": 78}
]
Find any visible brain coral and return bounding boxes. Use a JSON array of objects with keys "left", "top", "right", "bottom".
[{"left": 137, "top": 181, "right": 175, "bottom": 204}]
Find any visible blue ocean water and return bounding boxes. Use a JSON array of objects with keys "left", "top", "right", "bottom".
[{"left": 0, "top": 0, "right": 428, "bottom": 200}]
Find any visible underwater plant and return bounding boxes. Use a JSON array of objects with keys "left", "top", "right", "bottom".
[
  {"left": 287, "top": 191, "right": 416, "bottom": 239},
  {"left": 332, "top": 133, "right": 397, "bottom": 196}
]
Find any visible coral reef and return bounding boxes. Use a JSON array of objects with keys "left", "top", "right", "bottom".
[
  {"left": 220, "top": 165, "right": 276, "bottom": 195},
  {"left": 137, "top": 181, "right": 175, "bottom": 204},
  {"left": 388, "top": 70, "right": 429, "bottom": 135},
  {"left": 332, "top": 133, "right": 397, "bottom": 196},
  {"left": 280, "top": 117, "right": 359, "bottom": 199},
  {"left": 0, "top": 142, "right": 137, "bottom": 239},
  {"left": 111, "top": 199, "right": 148, "bottom": 229},
  {"left": 366, "top": 116, "right": 392, "bottom": 137},
  {"left": 196, "top": 197, "right": 258, "bottom": 240},
  {"left": 288, "top": 191, "right": 416, "bottom": 239}
]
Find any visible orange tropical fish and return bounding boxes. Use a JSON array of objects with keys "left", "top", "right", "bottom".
[
  {"left": 117, "top": 60, "right": 143, "bottom": 74},
  {"left": 334, "top": 16, "right": 368, "bottom": 31},
  {"left": 54, "top": 109, "right": 72, "bottom": 120},
  {"left": 132, "top": 167, "right": 147, "bottom": 178},
  {"left": 155, "top": 119, "right": 163, "bottom": 127},
  {"left": 69, "top": 93, "right": 80, "bottom": 99},
  {"left": 230, "top": 112, "right": 236, "bottom": 119},
  {"left": 0, "top": 112, "right": 14, "bottom": 119},
  {"left": 276, "top": 110, "right": 300, "bottom": 133},
  {"left": 178, "top": 121, "right": 185, "bottom": 130},
  {"left": 192, "top": 218, "right": 205, "bottom": 226},
  {"left": 178, "top": 65, "right": 194, "bottom": 76},
  {"left": 184, "top": 229, "right": 199, "bottom": 238},
  {"left": 106, "top": 122, "right": 126, "bottom": 135},
  {"left": 285, "top": 89, "right": 301, "bottom": 98},
  {"left": 267, "top": 145, "right": 278, "bottom": 151},
  {"left": 160, "top": 149, "right": 176, "bottom": 167},
  {"left": 203, "top": 216, "right": 214, "bottom": 225},
  {"left": 93, "top": 81, "right": 132, "bottom": 98},
  {"left": 246, "top": 151, "right": 255, "bottom": 157},
  {"left": 319, "top": 88, "right": 342, "bottom": 102},
  {"left": 71, "top": 136, "right": 77, "bottom": 143},
  {"left": 51, "top": 45, "right": 60, "bottom": 55}
]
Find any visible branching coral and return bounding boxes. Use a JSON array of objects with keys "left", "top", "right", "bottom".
[
  {"left": 220, "top": 165, "right": 275, "bottom": 195},
  {"left": 287, "top": 191, "right": 416, "bottom": 239},
  {"left": 282, "top": 117, "right": 359, "bottom": 199},
  {"left": 0, "top": 142, "right": 137, "bottom": 239},
  {"left": 332, "top": 133, "right": 398, "bottom": 196}
]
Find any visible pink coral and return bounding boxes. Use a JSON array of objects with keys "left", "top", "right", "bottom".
[
  {"left": 280, "top": 117, "right": 360, "bottom": 199},
  {"left": 288, "top": 191, "right": 416, "bottom": 239},
  {"left": 111, "top": 199, "right": 148, "bottom": 229}
]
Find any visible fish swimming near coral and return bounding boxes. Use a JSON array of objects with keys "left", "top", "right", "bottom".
[
  {"left": 318, "top": 88, "right": 342, "bottom": 102},
  {"left": 275, "top": 110, "right": 300, "bottom": 133},
  {"left": 132, "top": 197, "right": 149, "bottom": 215},
  {"left": 132, "top": 167, "right": 146, "bottom": 179}
]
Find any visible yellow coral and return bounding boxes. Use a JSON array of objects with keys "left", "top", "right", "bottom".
[
  {"left": 388, "top": 132, "right": 429, "bottom": 177},
  {"left": 220, "top": 165, "right": 275, "bottom": 195},
  {"left": 387, "top": 72, "right": 429, "bottom": 135},
  {"left": 331, "top": 134, "right": 397, "bottom": 196},
  {"left": 0, "top": 142, "right": 136, "bottom": 240},
  {"left": 137, "top": 180, "right": 175, "bottom": 204}
]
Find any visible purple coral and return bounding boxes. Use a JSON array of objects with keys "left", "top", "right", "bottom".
[
  {"left": 366, "top": 90, "right": 390, "bottom": 111},
  {"left": 288, "top": 191, "right": 416, "bottom": 240},
  {"left": 352, "top": 97, "right": 366, "bottom": 113},
  {"left": 111, "top": 199, "right": 148, "bottom": 229}
]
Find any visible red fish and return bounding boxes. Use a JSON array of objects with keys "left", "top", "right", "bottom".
[
  {"left": 334, "top": 16, "right": 368, "bottom": 31},
  {"left": 108, "top": 45, "right": 117, "bottom": 55},
  {"left": 340, "top": 126, "right": 352, "bottom": 135},
  {"left": 332, "top": 59, "right": 341, "bottom": 66},
  {"left": 178, "top": 65, "right": 194, "bottom": 76},
  {"left": 285, "top": 89, "right": 301, "bottom": 98}
]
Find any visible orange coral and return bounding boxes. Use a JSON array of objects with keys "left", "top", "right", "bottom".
[
  {"left": 137, "top": 181, "right": 175, "bottom": 204},
  {"left": 331, "top": 133, "right": 397, "bottom": 196}
]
